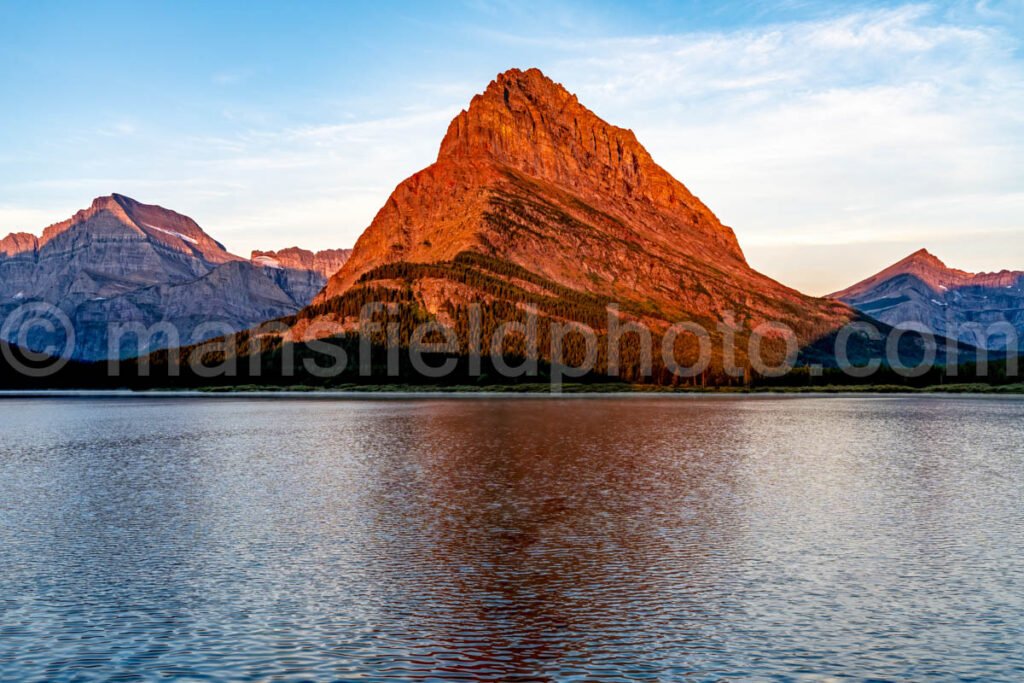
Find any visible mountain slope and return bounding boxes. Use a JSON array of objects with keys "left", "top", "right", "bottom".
[
  {"left": 833, "top": 249, "right": 1024, "bottom": 350},
  {"left": 0, "top": 195, "right": 350, "bottom": 360},
  {"left": 295, "top": 68, "right": 855, "bottom": 378}
]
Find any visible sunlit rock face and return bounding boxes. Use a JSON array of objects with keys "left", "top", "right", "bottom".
[
  {"left": 833, "top": 249, "right": 1024, "bottom": 350},
  {"left": 307, "top": 67, "right": 854, "bottom": 370},
  {"left": 0, "top": 195, "right": 349, "bottom": 360}
]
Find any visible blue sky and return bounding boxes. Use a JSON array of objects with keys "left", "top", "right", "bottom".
[{"left": 1, "top": 0, "right": 1022, "bottom": 294}]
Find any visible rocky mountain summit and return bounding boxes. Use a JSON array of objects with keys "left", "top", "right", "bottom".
[
  {"left": 295, "top": 68, "right": 855, "bottom": 377},
  {"left": 0, "top": 195, "right": 349, "bottom": 360},
  {"left": 833, "top": 249, "right": 1024, "bottom": 350},
  {"left": 321, "top": 68, "right": 748, "bottom": 301}
]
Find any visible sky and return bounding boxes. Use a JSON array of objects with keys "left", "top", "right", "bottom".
[{"left": 1, "top": 0, "right": 1022, "bottom": 295}]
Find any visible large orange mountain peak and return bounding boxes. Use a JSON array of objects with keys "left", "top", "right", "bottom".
[{"left": 320, "top": 67, "right": 751, "bottom": 300}]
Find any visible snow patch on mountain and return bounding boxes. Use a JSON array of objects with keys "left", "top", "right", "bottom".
[{"left": 143, "top": 223, "right": 199, "bottom": 245}]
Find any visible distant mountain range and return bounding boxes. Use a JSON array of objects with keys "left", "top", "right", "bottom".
[
  {"left": 833, "top": 249, "right": 1024, "bottom": 350},
  {"left": 4, "top": 69, "right": 1007, "bottom": 384},
  {"left": 0, "top": 194, "right": 349, "bottom": 360}
]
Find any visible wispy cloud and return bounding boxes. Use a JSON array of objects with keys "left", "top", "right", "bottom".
[
  {"left": 211, "top": 68, "right": 254, "bottom": 86},
  {"left": 96, "top": 120, "right": 139, "bottom": 137}
]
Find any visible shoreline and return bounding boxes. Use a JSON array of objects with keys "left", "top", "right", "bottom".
[{"left": 2, "top": 384, "right": 1023, "bottom": 400}]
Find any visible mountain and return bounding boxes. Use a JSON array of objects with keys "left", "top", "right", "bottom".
[
  {"left": 832, "top": 249, "right": 1024, "bottom": 350},
  {"left": 289, "top": 68, "right": 855, "bottom": 378},
  {"left": 251, "top": 247, "right": 352, "bottom": 278},
  {"left": 0, "top": 195, "right": 350, "bottom": 360}
]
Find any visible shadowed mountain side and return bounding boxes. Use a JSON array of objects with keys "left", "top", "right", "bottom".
[
  {"left": 0, "top": 195, "right": 351, "bottom": 360},
  {"left": 833, "top": 249, "right": 1024, "bottom": 351},
  {"left": 67, "top": 261, "right": 332, "bottom": 360}
]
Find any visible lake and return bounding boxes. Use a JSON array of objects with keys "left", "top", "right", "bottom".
[{"left": 1, "top": 395, "right": 1022, "bottom": 680}]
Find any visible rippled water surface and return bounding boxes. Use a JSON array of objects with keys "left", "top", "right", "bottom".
[{"left": 1, "top": 395, "right": 1023, "bottom": 680}]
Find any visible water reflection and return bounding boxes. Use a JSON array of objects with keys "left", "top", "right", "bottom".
[
  {"left": 0, "top": 396, "right": 1022, "bottom": 680},
  {"left": 356, "top": 402, "right": 739, "bottom": 679}
]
